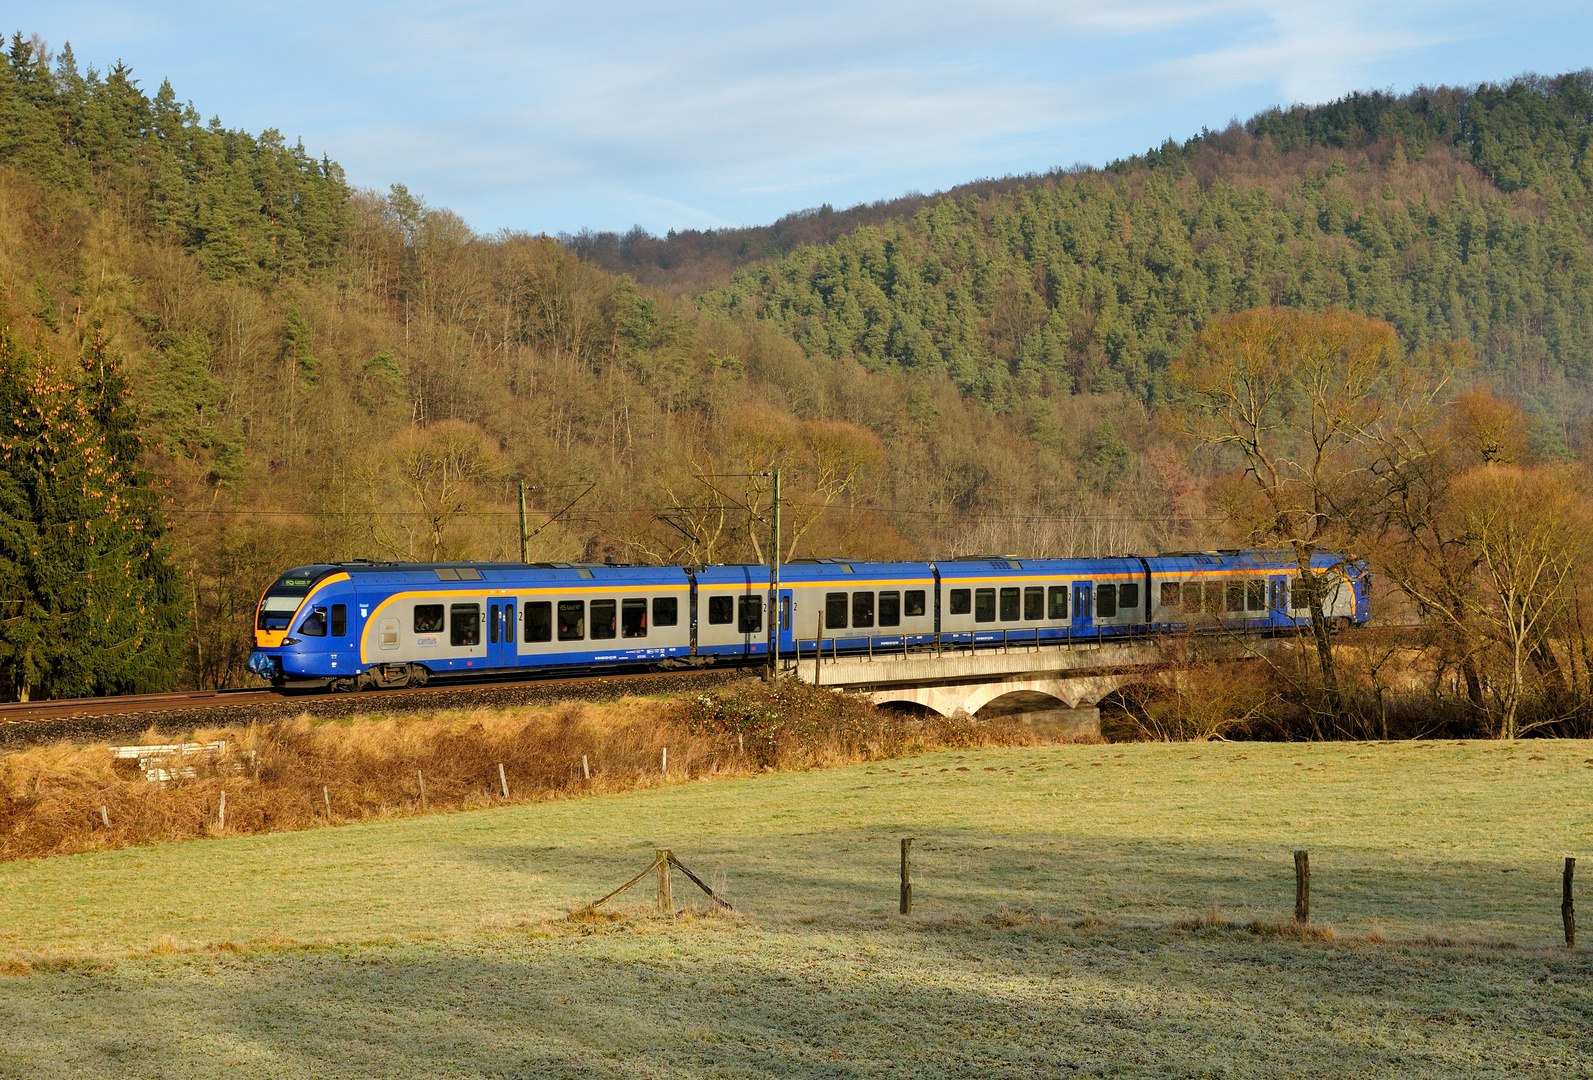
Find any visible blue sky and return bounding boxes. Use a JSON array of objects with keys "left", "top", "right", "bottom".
[{"left": 9, "top": 2, "right": 1593, "bottom": 235}]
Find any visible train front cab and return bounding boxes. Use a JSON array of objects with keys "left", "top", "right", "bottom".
[
  {"left": 251, "top": 567, "right": 362, "bottom": 684},
  {"left": 1144, "top": 552, "right": 1364, "bottom": 634}
]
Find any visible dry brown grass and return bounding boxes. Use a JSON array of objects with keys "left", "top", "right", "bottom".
[{"left": 0, "top": 681, "right": 1042, "bottom": 862}]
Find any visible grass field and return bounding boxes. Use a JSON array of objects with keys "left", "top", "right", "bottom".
[{"left": 3, "top": 737, "right": 1592, "bottom": 1077}]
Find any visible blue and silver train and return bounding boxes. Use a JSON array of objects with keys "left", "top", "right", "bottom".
[{"left": 246, "top": 549, "right": 1368, "bottom": 690}]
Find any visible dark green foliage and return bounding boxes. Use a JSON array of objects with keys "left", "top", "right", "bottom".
[
  {"left": 700, "top": 72, "right": 1593, "bottom": 409},
  {"left": 0, "top": 34, "right": 350, "bottom": 281},
  {"left": 0, "top": 318, "right": 187, "bottom": 700},
  {"left": 142, "top": 331, "right": 244, "bottom": 486}
]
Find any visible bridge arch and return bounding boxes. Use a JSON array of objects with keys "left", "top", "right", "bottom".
[
  {"left": 873, "top": 697, "right": 945, "bottom": 719},
  {"left": 974, "top": 689, "right": 1070, "bottom": 720}
]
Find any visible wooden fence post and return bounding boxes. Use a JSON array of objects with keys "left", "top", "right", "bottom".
[
  {"left": 323, "top": 785, "right": 332, "bottom": 821},
  {"left": 100, "top": 805, "right": 109, "bottom": 829},
  {"left": 1294, "top": 850, "right": 1310, "bottom": 924},
  {"left": 661, "top": 747, "right": 668, "bottom": 775},
  {"left": 1565, "top": 856, "right": 1577, "bottom": 948},
  {"left": 900, "top": 837, "right": 914, "bottom": 915},
  {"left": 656, "top": 848, "right": 673, "bottom": 917},
  {"left": 582, "top": 754, "right": 590, "bottom": 780},
  {"left": 218, "top": 789, "right": 226, "bottom": 830},
  {"left": 498, "top": 763, "right": 509, "bottom": 799},
  {"left": 418, "top": 770, "right": 427, "bottom": 811}
]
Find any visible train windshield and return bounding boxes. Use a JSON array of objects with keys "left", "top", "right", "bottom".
[
  {"left": 257, "top": 590, "right": 308, "bottom": 631},
  {"left": 257, "top": 567, "right": 327, "bottom": 631}
]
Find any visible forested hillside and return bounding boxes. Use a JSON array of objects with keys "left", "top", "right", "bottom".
[
  {"left": 3, "top": 27, "right": 1592, "bottom": 699},
  {"left": 697, "top": 75, "right": 1593, "bottom": 454}
]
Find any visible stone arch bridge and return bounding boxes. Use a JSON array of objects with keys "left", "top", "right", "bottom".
[{"left": 781, "top": 634, "right": 1292, "bottom": 738}]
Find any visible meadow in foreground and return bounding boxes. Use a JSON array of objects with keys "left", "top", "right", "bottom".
[{"left": 2, "top": 738, "right": 1590, "bottom": 1077}]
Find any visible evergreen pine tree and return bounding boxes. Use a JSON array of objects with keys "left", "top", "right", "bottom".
[{"left": 0, "top": 315, "right": 185, "bottom": 700}]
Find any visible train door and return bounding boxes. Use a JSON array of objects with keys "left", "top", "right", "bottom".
[
  {"left": 1072, "top": 581, "right": 1093, "bottom": 632},
  {"left": 778, "top": 589, "right": 793, "bottom": 659},
  {"left": 1268, "top": 576, "right": 1289, "bottom": 626},
  {"left": 488, "top": 601, "right": 515, "bottom": 668}
]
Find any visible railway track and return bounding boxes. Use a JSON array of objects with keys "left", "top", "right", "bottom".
[
  {"left": 0, "top": 667, "right": 755, "bottom": 749},
  {"left": 0, "top": 624, "right": 1423, "bottom": 749},
  {"left": 0, "top": 688, "right": 281, "bottom": 724}
]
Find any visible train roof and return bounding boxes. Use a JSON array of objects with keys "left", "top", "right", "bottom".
[{"left": 266, "top": 549, "right": 1365, "bottom": 594}]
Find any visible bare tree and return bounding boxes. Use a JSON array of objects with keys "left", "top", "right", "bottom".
[
  {"left": 1451, "top": 465, "right": 1592, "bottom": 738},
  {"left": 1170, "top": 307, "right": 1408, "bottom": 714},
  {"left": 358, "top": 421, "right": 509, "bottom": 561}
]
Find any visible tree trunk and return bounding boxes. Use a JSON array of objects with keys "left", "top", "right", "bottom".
[
  {"left": 1450, "top": 600, "right": 1485, "bottom": 707},
  {"left": 1295, "top": 547, "right": 1341, "bottom": 721},
  {"left": 1462, "top": 653, "right": 1485, "bottom": 707},
  {"left": 1529, "top": 638, "right": 1566, "bottom": 692}
]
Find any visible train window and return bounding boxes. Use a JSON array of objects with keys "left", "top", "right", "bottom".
[
  {"left": 738, "top": 595, "right": 763, "bottom": 633},
  {"left": 905, "top": 590, "right": 925, "bottom": 617},
  {"left": 1097, "top": 585, "right": 1118, "bottom": 619},
  {"left": 1119, "top": 584, "right": 1139, "bottom": 611},
  {"left": 852, "top": 592, "right": 874, "bottom": 629},
  {"left": 878, "top": 591, "right": 901, "bottom": 627},
  {"left": 653, "top": 597, "right": 678, "bottom": 626},
  {"left": 1178, "top": 583, "right": 1198, "bottom": 613},
  {"left": 708, "top": 596, "right": 734, "bottom": 624},
  {"left": 557, "top": 601, "right": 585, "bottom": 640},
  {"left": 591, "top": 599, "right": 617, "bottom": 639},
  {"left": 330, "top": 604, "right": 347, "bottom": 637},
  {"left": 450, "top": 603, "right": 481, "bottom": 646},
  {"left": 414, "top": 604, "right": 444, "bottom": 633},
  {"left": 489, "top": 604, "right": 500, "bottom": 644},
  {"left": 1292, "top": 576, "right": 1315, "bottom": 609},
  {"left": 622, "top": 598, "right": 648, "bottom": 638},
  {"left": 1160, "top": 582, "right": 1180, "bottom": 609},
  {"left": 975, "top": 588, "right": 996, "bottom": 623},
  {"left": 298, "top": 607, "right": 328, "bottom": 636},
  {"left": 1024, "top": 587, "right": 1044, "bottom": 620},
  {"left": 1049, "top": 586, "right": 1067, "bottom": 619},
  {"left": 1246, "top": 580, "right": 1266, "bottom": 611},
  {"left": 1225, "top": 582, "right": 1245, "bottom": 612},
  {"left": 780, "top": 594, "right": 791, "bottom": 631},
  {"left": 526, "top": 601, "right": 552, "bottom": 642},
  {"left": 948, "top": 589, "right": 971, "bottom": 616},
  {"left": 825, "top": 592, "right": 848, "bottom": 630},
  {"left": 1074, "top": 583, "right": 1092, "bottom": 619},
  {"left": 999, "top": 587, "right": 1020, "bottom": 621}
]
